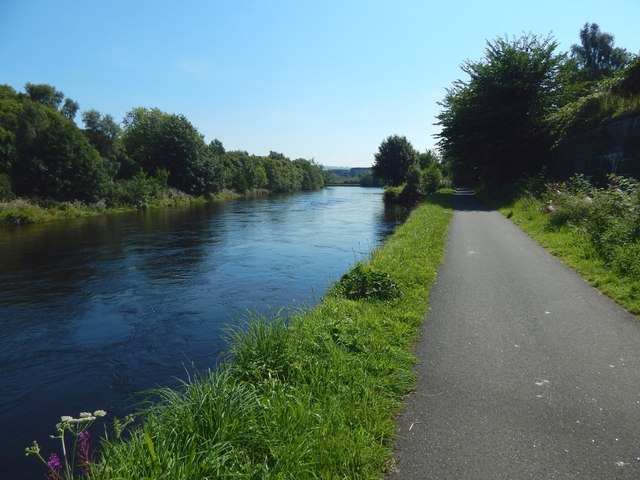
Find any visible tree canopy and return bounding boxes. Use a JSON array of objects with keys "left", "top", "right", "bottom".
[
  {"left": 372, "top": 135, "right": 417, "bottom": 186},
  {"left": 570, "top": 23, "right": 631, "bottom": 83},
  {"left": 436, "top": 34, "right": 564, "bottom": 186},
  {"left": 0, "top": 83, "right": 324, "bottom": 204}
]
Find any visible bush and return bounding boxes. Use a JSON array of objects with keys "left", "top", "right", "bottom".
[
  {"left": 540, "top": 174, "right": 640, "bottom": 280},
  {"left": 332, "top": 263, "right": 401, "bottom": 301}
]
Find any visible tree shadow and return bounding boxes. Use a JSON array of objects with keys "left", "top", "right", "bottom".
[{"left": 453, "top": 188, "right": 494, "bottom": 212}]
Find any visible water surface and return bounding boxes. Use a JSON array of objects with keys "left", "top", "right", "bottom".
[{"left": 0, "top": 187, "right": 407, "bottom": 478}]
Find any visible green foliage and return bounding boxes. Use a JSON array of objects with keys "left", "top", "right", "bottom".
[
  {"left": 332, "top": 263, "right": 401, "bottom": 301},
  {"left": 437, "top": 34, "right": 563, "bottom": 186},
  {"left": 82, "top": 109, "right": 128, "bottom": 178},
  {"left": 547, "top": 57, "right": 640, "bottom": 142},
  {"left": 12, "top": 99, "right": 109, "bottom": 202},
  {"left": 372, "top": 135, "right": 417, "bottom": 186},
  {"left": 0, "top": 82, "right": 324, "bottom": 217},
  {"left": 24, "top": 83, "right": 65, "bottom": 109},
  {"left": 82, "top": 193, "right": 453, "bottom": 479},
  {"left": 122, "top": 107, "right": 223, "bottom": 196},
  {"left": 109, "top": 170, "right": 169, "bottom": 207},
  {"left": 420, "top": 163, "right": 443, "bottom": 194},
  {"left": 570, "top": 23, "right": 632, "bottom": 84}
]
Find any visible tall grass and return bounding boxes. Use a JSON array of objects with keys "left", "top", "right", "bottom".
[
  {"left": 80, "top": 192, "right": 454, "bottom": 479},
  {"left": 488, "top": 176, "right": 640, "bottom": 315}
]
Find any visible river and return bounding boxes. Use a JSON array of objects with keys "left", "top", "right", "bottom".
[{"left": 0, "top": 186, "right": 406, "bottom": 479}]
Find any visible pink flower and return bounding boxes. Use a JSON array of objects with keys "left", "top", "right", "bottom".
[{"left": 46, "top": 453, "right": 62, "bottom": 480}]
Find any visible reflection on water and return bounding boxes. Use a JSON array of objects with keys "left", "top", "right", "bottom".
[{"left": 0, "top": 187, "right": 408, "bottom": 479}]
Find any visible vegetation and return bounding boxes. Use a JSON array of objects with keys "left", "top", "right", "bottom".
[
  {"left": 371, "top": 135, "right": 448, "bottom": 203},
  {"left": 0, "top": 83, "right": 324, "bottom": 225},
  {"left": 485, "top": 175, "right": 640, "bottom": 314},
  {"left": 26, "top": 192, "right": 453, "bottom": 479},
  {"left": 436, "top": 23, "right": 637, "bottom": 188}
]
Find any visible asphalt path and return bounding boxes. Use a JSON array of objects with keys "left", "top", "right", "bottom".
[{"left": 388, "top": 191, "right": 640, "bottom": 479}]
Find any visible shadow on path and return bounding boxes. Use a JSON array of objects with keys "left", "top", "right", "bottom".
[{"left": 453, "top": 188, "right": 493, "bottom": 212}]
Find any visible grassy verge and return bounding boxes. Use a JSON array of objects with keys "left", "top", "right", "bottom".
[
  {"left": 0, "top": 190, "right": 245, "bottom": 227},
  {"left": 485, "top": 183, "right": 640, "bottom": 316},
  {"left": 70, "top": 192, "right": 452, "bottom": 479}
]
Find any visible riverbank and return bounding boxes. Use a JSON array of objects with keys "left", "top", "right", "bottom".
[
  {"left": 44, "top": 191, "right": 452, "bottom": 479},
  {"left": 0, "top": 189, "right": 264, "bottom": 227}
]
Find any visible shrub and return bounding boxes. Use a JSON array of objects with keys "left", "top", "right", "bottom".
[{"left": 332, "top": 263, "right": 401, "bottom": 301}]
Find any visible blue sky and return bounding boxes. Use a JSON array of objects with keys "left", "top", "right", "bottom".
[{"left": 2, "top": 1, "right": 639, "bottom": 167}]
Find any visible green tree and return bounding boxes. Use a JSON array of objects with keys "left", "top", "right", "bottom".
[
  {"left": 437, "top": 34, "right": 563, "bottom": 186},
  {"left": 122, "top": 107, "right": 223, "bottom": 195},
  {"left": 0, "top": 85, "right": 21, "bottom": 174},
  {"left": 24, "top": 83, "right": 64, "bottom": 109},
  {"left": 372, "top": 135, "right": 417, "bottom": 186},
  {"left": 82, "top": 109, "right": 128, "bottom": 178},
  {"left": 570, "top": 23, "right": 631, "bottom": 83},
  {"left": 12, "top": 99, "right": 108, "bottom": 201},
  {"left": 293, "top": 158, "right": 324, "bottom": 190}
]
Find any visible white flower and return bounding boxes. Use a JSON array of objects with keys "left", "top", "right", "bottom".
[
  {"left": 79, "top": 411, "right": 93, "bottom": 418},
  {"left": 93, "top": 410, "right": 107, "bottom": 417},
  {"left": 60, "top": 416, "right": 74, "bottom": 423}
]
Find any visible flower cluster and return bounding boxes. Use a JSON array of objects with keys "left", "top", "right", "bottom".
[{"left": 26, "top": 409, "right": 107, "bottom": 480}]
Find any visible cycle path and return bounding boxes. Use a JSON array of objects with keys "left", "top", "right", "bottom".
[{"left": 388, "top": 191, "right": 640, "bottom": 479}]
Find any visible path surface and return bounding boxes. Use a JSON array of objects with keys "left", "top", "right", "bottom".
[{"left": 389, "top": 191, "right": 640, "bottom": 479}]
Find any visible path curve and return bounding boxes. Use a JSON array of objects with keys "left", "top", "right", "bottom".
[{"left": 389, "top": 191, "right": 640, "bottom": 479}]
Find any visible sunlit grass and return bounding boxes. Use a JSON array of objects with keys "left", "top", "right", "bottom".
[{"left": 87, "top": 192, "right": 453, "bottom": 479}]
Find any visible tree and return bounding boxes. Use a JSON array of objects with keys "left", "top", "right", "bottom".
[
  {"left": 11, "top": 99, "right": 108, "bottom": 202},
  {"left": 372, "top": 135, "right": 417, "bottom": 186},
  {"left": 122, "top": 107, "right": 223, "bottom": 195},
  {"left": 570, "top": 23, "right": 631, "bottom": 83},
  {"left": 82, "top": 109, "right": 128, "bottom": 178},
  {"left": 24, "top": 83, "right": 64, "bottom": 109},
  {"left": 437, "top": 34, "right": 563, "bottom": 186},
  {"left": 61, "top": 98, "right": 79, "bottom": 120}
]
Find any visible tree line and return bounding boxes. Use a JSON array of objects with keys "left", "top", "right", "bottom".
[
  {"left": 372, "top": 22, "right": 640, "bottom": 190},
  {"left": 0, "top": 85, "right": 323, "bottom": 206}
]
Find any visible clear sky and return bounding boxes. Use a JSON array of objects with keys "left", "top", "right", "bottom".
[{"left": 2, "top": 1, "right": 639, "bottom": 167}]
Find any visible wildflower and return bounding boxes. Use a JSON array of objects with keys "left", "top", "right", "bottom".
[
  {"left": 46, "top": 452, "right": 62, "bottom": 480},
  {"left": 79, "top": 411, "right": 93, "bottom": 419},
  {"left": 93, "top": 409, "right": 107, "bottom": 417},
  {"left": 60, "top": 416, "right": 73, "bottom": 423},
  {"left": 77, "top": 431, "right": 93, "bottom": 475}
]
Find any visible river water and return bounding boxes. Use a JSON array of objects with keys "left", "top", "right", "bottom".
[{"left": 0, "top": 186, "right": 406, "bottom": 478}]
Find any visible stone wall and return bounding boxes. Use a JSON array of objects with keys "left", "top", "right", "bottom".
[{"left": 550, "top": 113, "right": 640, "bottom": 180}]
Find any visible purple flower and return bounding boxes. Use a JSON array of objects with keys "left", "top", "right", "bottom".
[
  {"left": 46, "top": 453, "right": 62, "bottom": 480},
  {"left": 77, "top": 430, "right": 93, "bottom": 475}
]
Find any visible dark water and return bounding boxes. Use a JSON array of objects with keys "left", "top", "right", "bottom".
[{"left": 0, "top": 187, "right": 407, "bottom": 479}]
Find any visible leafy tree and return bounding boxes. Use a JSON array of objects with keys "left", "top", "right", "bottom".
[
  {"left": 293, "top": 158, "right": 324, "bottom": 190},
  {"left": 209, "top": 139, "right": 225, "bottom": 157},
  {"left": 122, "top": 107, "right": 223, "bottom": 195},
  {"left": 11, "top": 98, "right": 108, "bottom": 201},
  {"left": 417, "top": 149, "right": 439, "bottom": 169},
  {"left": 372, "top": 135, "right": 417, "bottom": 186},
  {"left": 24, "top": 83, "right": 65, "bottom": 109},
  {"left": 437, "top": 34, "right": 563, "bottom": 186},
  {"left": 61, "top": 98, "right": 79, "bottom": 120},
  {"left": 570, "top": 23, "right": 631, "bottom": 83},
  {"left": 0, "top": 85, "right": 21, "bottom": 174},
  {"left": 82, "top": 109, "right": 128, "bottom": 178}
]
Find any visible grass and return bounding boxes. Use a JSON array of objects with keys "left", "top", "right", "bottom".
[
  {"left": 485, "top": 183, "right": 640, "bottom": 316},
  {"left": 81, "top": 192, "right": 453, "bottom": 479},
  {"left": 0, "top": 190, "right": 243, "bottom": 227}
]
